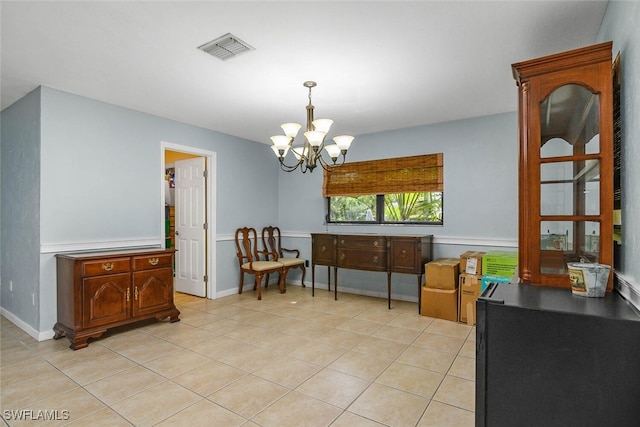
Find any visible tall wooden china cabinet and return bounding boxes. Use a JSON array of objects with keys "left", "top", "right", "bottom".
[{"left": 511, "top": 42, "right": 614, "bottom": 289}]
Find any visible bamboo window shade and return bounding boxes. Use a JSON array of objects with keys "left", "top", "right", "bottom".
[{"left": 322, "top": 153, "right": 443, "bottom": 197}]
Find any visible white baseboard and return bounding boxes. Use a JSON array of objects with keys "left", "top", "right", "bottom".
[{"left": 0, "top": 307, "right": 54, "bottom": 341}]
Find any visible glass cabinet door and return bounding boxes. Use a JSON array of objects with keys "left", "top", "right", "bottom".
[{"left": 537, "top": 84, "right": 603, "bottom": 276}]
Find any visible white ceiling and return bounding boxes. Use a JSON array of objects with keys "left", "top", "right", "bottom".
[{"left": 1, "top": 1, "right": 608, "bottom": 144}]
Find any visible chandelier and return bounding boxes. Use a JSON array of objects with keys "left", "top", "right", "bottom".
[{"left": 270, "top": 81, "right": 354, "bottom": 173}]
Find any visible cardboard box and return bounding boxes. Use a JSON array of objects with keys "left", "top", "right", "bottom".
[
  {"left": 458, "top": 273, "right": 483, "bottom": 325},
  {"left": 425, "top": 258, "right": 460, "bottom": 289},
  {"left": 459, "top": 273, "right": 483, "bottom": 293},
  {"left": 482, "top": 251, "right": 518, "bottom": 277},
  {"left": 459, "top": 251, "right": 485, "bottom": 276},
  {"left": 421, "top": 285, "right": 458, "bottom": 321},
  {"left": 459, "top": 289, "right": 478, "bottom": 325}
]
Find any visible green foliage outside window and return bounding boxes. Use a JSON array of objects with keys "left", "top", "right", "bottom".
[
  {"left": 329, "top": 192, "right": 442, "bottom": 224},
  {"left": 329, "top": 195, "right": 376, "bottom": 222}
]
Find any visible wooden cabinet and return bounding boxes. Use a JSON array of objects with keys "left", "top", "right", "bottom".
[
  {"left": 54, "top": 248, "right": 180, "bottom": 350},
  {"left": 512, "top": 42, "right": 614, "bottom": 289},
  {"left": 311, "top": 234, "right": 432, "bottom": 309}
]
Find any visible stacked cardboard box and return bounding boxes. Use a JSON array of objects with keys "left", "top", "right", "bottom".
[
  {"left": 421, "top": 258, "right": 459, "bottom": 321},
  {"left": 458, "top": 251, "right": 485, "bottom": 325},
  {"left": 459, "top": 251, "right": 485, "bottom": 276},
  {"left": 459, "top": 274, "right": 482, "bottom": 325}
]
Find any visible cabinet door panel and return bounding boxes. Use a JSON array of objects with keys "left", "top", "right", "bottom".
[
  {"left": 312, "top": 234, "right": 336, "bottom": 265},
  {"left": 82, "top": 273, "right": 131, "bottom": 328},
  {"left": 389, "top": 237, "right": 420, "bottom": 273},
  {"left": 133, "top": 269, "right": 173, "bottom": 317}
]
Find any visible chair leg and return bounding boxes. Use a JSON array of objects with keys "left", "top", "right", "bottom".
[
  {"left": 264, "top": 273, "right": 270, "bottom": 288},
  {"left": 238, "top": 271, "right": 245, "bottom": 294},
  {"left": 300, "top": 264, "right": 306, "bottom": 287},
  {"left": 255, "top": 272, "right": 263, "bottom": 300},
  {"left": 278, "top": 268, "right": 289, "bottom": 293}
]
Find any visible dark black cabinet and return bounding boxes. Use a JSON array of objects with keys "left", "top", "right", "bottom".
[{"left": 476, "top": 283, "right": 640, "bottom": 427}]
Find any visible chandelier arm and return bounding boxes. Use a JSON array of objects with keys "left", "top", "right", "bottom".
[
  {"left": 277, "top": 156, "right": 305, "bottom": 172},
  {"left": 316, "top": 151, "right": 346, "bottom": 171}
]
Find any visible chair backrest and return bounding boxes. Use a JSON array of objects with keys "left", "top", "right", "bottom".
[
  {"left": 235, "top": 227, "right": 259, "bottom": 264},
  {"left": 262, "top": 226, "right": 283, "bottom": 258}
]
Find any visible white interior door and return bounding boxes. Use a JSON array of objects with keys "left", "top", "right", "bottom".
[{"left": 174, "top": 157, "right": 207, "bottom": 297}]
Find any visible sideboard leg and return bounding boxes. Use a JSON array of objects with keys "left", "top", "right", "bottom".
[
  {"left": 387, "top": 272, "right": 392, "bottom": 309},
  {"left": 417, "top": 274, "right": 423, "bottom": 314}
]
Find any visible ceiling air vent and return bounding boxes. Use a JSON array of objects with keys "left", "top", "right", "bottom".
[{"left": 197, "top": 33, "right": 254, "bottom": 61}]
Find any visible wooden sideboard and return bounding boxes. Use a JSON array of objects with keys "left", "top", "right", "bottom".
[
  {"left": 311, "top": 234, "right": 433, "bottom": 309},
  {"left": 54, "top": 248, "right": 180, "bottom": 350}
]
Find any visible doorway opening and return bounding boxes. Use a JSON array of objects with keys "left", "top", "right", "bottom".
[{"left": 161, "top": 141, "right": 216, "bottom": 299}]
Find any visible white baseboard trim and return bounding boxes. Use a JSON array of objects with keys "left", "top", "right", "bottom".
[
  {"left": 41, "top": 239, "right": 163, "bottom": 254},
  {"left": 0, "top": 307, "right": 54, "bottom": 341}
]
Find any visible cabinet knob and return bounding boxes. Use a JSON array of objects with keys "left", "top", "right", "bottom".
[
  {"left": 102, "top": 263, "right": 114, "bottom": 271},
  {"left": 148, "top": 257, "right": 159, "bottom": 266},
  {"left": 400, "top": 249, "right": 407, "bottom": 258}
]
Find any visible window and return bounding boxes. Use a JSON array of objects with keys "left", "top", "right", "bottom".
[{"left": 324, "top": 154, "right": 443, "bottom": 225}]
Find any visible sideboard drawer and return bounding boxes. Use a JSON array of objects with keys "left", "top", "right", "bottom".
[
  {"left": 82, "top": 258, "right": 130, "bottom": 277},
  {"left": 133, "top": 253, "right": 173, "bottom": 271},
  {"left": 338, "top": 248, "right": 387, "bottom": 271},
  {"left": 338, "top": 235, "right": 386, "bottom": 249}
]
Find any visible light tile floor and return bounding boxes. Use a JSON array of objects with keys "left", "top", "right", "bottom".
[{"left": 0, "top": 285, "right": 475, "bottom": 426}]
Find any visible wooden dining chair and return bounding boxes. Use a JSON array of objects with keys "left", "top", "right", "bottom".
[
  {"left": 235, "top": 227, "right": 285, "bottom": 300},
  {"left": 261, "top": 226, "right": 306, "bottom": 293}
]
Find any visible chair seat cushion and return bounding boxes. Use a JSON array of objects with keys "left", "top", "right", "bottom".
[
  {"left": 242, "top": 261, "right": 282, "bottom": 271},
  {"left": 279, "top": 257, "right": 305, "bottom": 267}
]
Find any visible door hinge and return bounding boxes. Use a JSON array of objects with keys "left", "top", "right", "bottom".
[
  {"left": 203, "top": 170, "right": 208, "bottom": 178},
  {"left": 204, "top": 275, "right": 208, "bottom": 283},
  {"left": 203, "top": 223, "right": 208, "bottom": 230}
]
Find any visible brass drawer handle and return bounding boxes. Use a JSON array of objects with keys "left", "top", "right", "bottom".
[
  {"left": 373, "top": 241, "right": 379, "bottom": 247},
  {"left": 321, "top": 245, "right": 327, "bottom": 253},
  {"left": 135, "top": 287, "right": 139, "bottom": 300},
  {"left": 127, "top": 288, "right": 130, "bottom": 302},
  {"left": 341, "top": 239, "right": 345, "bottom": 245},
  {"left": 372, "top": 256, "right": 379, "bottom": 263},
  {"left": 102, "top": 263, "right": 114, "bottom": 272},
  {"left": 400, "top": 249, "right": 407, "bottom": 258},
  {"left": 340, "top": 253, "right": 346, "bottom": 261},
  {"left": 148, "top": 257, "right": 159, "bottom": 266}
]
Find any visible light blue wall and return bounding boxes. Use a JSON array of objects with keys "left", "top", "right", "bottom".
[
  {"left": 597, "top": 1, "right": 640, "bottom": 299},
  {"left": 277, "top": 112, "right": 519, "bottom": 299},
  {"left": 0, "top": 87, "right": 41, "bottom": 329},
  {"left": 25, "top": 87, "right": 280, "bottom": 333}
]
